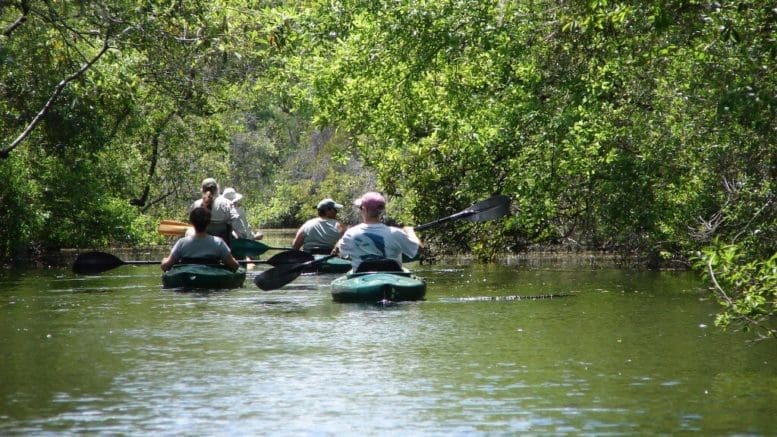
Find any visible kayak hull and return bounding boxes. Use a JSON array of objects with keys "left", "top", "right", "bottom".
[
  {"left": 305, "top": 255, "right": 352, "bottom": 274},
  {"left": 162, "top": 264, "right": 246, "bottom": 289},
  {"left": 330, "top": 271, "right": 426, "bottom": 303}
]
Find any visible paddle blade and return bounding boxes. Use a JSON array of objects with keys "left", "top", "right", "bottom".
[
  {"left": 73, "top": 251, "right": 125, "bottom": 274},
  {"left": 158, "top": 220, "right": 189, "bottom": 236},
  {"left": 265, "top": 250, "right": 314, "bottom": 266},
  {"left": 463, "top": 194, "right": 511, "bottom": 222},
  {"left": 253, "top": 265, "right": 304, "bottom": 291},
  {"left": 253, "top": 254, "right": 336, "bottom": 290},
  {"left": 414, "top": 194, "right": 512, "bottom": 231},
  {"left": 231, "top": 239, "right": 268, "bottom": 258}
]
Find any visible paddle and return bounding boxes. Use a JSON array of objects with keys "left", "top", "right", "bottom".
[
  {"left": 413, "top": 194, "right": 511, "bottom": 231},
  {"left": 253, "top": 194, "right": 512, "bottom": 291},
  {"left": 230, "top": 238, "right": 291, "bottom": 258},
  {"left": 73, "top": 250, "right": 314, "bottom": 275},
  {"left": 254, "top": 255, "right": 337, "bottom": 291},
  {"left": 157, "top": 220, "right": 291, "bottom": 257},
  {"left": 158, "top": 220, "right": 191, "bottom": 236}
]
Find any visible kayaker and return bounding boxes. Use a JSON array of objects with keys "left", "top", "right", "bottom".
[
  {"left": 334, "top": 191, "right": 421, "bottom": 271},
  {"left": 161, "top": 207, "right": 240, "bottom": 271},
  {"left": 292, "top": 198, "right": 346, "bottom": 254},
  {"left": 222, "top": 187, "right": 263, "bottom": 240},
  {"left": 188, "top": 178, "right": 252, "bottom": 245}
]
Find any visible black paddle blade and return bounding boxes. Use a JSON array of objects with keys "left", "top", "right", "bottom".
[
  {"left": 464, "top": 194, "right": 511, "bottom": 222},
  {"left": 253, "top": 254, "right": 336, "bottom": 290},
  {"left": 414, "top": 194, "right": 512, "bottom": 231},
  {"left": 265, "top": 250, "right": 314, "bottom": 266},
  {"left": 253, "top": 264, "right": 305, "bottom": 291},
  {"left": 73, "top": 251, "right": 124, "bottom": 275}
]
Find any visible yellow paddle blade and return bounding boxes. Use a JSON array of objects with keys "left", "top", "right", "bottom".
[{"left": 158, "top": 220, "right": 190, "bottom": 236}]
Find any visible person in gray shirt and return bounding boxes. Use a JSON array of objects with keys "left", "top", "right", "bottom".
[
  {"left": 292, "top": 198, "right": 346, "bottom": 254},
  {"left": 161, "top": 207, "right": 239, "bottom": 271}
]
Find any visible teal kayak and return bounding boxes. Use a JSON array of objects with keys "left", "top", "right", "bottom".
[
  {"left": 330, "top": 271, "right": 426, "bottom": 303},
  {"left": 162, "top": 264, "right": 246, "bottom": 289}
]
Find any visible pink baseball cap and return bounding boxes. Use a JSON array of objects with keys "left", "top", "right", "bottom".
[{"left": 353, "top": 191, "right": 386, "bottom": 210}]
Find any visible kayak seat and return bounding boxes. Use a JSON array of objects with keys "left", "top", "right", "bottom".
[
  {"left": 355, "top": 258, "right": 402, "bottom": 273},
  {"left": 306, "top": 245, "right": 334, "bottom": 255}
]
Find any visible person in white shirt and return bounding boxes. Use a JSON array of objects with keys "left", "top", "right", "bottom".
[
  {"left": 222, "top": 187, "right": 263, "bottom": 240},
  {"left": 334, "top": 192, "right": 421, "bottom": 271},
  {"left": 292, "top": 198, "right": 346, "bottom": 253}
]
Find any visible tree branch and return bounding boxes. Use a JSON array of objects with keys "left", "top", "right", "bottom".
[
  {"left": 0, "top": 26, "right": 131, "bottom": 159},
  {"left": 2, "top": 0, "right": 29, "bottom": 37},
  {"left": 130, "top": 111, "right": 177, "bottom": 208}
]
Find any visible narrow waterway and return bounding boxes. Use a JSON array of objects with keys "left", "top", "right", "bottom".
[{"left": 1, "top": 234, "right": 775, "bottom": 434}]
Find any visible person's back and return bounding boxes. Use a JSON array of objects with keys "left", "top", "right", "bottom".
[
  {"left": 293, "top": 198, "right": 345, "bottom": 254},
  {"left": 188, "top": 178, "right": 251, "bottom": 244},
  {"left": 340, "top": 222, "right": 418, "bottom": 268},
  {"left": 336, "top": 192, "right": 420, "bottom": 271},
  {"left": 162, "top": 207, "right": 239, "bottom": 271},
  {"left": 169, "top": 234, "right": 230, "bottom": 262}
]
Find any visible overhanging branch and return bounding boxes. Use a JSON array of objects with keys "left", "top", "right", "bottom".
[{"left": 0, "top": 26, "right": 132, "bottom": 159}]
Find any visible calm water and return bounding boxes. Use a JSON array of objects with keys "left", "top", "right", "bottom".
[{"left": 1, "top": 240, "right": 775, "bottom": 434}]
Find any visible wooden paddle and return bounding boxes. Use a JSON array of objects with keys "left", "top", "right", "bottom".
[
  {"left": 157, "top": 220, "right": 290, "bottom": 257},
  {"left": 253, "top": 194, "right": 512, "bottom": 291},
  {"left": 158, "top": 220, "right": 191, "bottom": 236},
  {"left": 73, "top": 250, "right": 314, "bottom": 275}
]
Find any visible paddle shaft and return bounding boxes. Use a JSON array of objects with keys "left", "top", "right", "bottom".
[
  {"left": 414, "top": 209, "right": 477, "bottom": 231},
  {"left": 73, "top": 249, "right": 313, "bottom": 275}
]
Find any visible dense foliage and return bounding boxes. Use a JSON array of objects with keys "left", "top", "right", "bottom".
[{"left": 2, "top": 1, "right": 774, "bottom": 337}]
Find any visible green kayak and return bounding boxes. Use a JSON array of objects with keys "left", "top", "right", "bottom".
[
  {"left": 307, "top": 255, "right": 352, "bottom": 274},
  {"left": 162, "top": 264, "right": 246, "bottom": 289},
  {"left": 330, "top": 271, "right": 426, "bottom": 303}
]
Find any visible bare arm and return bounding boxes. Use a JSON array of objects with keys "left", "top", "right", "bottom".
[
  {"left": 402, "top": 226, "right": 422, "bottom": 248},
  {"left": 223, "top": 253, "right": 240, "bottom": 271},
  {"left": 161, "top": 254, "right": 176, "bottom": 271},
  {"left": 292, "top": 224, "right": 306, "bottom": 250}
]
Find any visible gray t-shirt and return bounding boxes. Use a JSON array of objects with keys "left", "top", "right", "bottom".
[
  {"left": 298, "top": 218, "right": 342, "bottom": 251},
  {"left": 168, "top": 235, "right": 232, "bottom": 263},
  {"left": 190, "top": 196, "right": 251, "bottom": 239}
]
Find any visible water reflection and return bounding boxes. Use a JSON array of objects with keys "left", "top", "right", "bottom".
[{"left": 0, "top": 244, "right": 775, "bottom": 434}]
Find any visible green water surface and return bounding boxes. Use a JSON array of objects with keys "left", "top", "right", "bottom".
[{"left": 0, "top": 252, "right": 775, "bottom": 434}]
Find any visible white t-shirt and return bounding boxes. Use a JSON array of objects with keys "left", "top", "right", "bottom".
[
  {"left": 297, "top": 218, "right": 342, "bottom": 252},
  {"left": 338, "top": 223, "right": 419, "bottom": 270}
]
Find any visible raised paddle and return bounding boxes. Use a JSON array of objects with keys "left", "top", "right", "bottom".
[
  {"left": 253, "top": 194, "right": 512, "bottom": 291},
  {"left": 413, "top": 194, "right": 511, "bottom": 231},
  {"left": 73, "top": 250, "right": 314, "bottom": 275}
]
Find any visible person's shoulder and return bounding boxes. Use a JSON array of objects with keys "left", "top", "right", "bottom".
[
  {"left": 207, "top": 234, "right": 227, "bottom": 244},
  {"left": 177, "top": 235, "right": 196, "bottom": 243}
]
